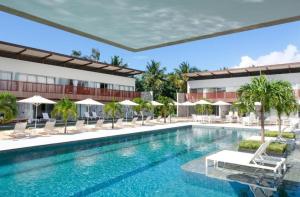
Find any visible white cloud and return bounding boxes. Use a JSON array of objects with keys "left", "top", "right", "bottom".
[{"left": 234, "top": 44, "right": 300, "bottom": 68}]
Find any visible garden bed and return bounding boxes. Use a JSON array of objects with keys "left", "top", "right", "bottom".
[
  {"left": 238, "top": 140, "right": 288, "bottom": 157},
  {"left": 265, "top": 131, "right": 296, "bottom": 139}
]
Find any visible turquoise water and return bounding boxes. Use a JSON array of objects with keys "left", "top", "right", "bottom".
[{"left": 0, "top": 126, "right": 297, "bottom": 196}]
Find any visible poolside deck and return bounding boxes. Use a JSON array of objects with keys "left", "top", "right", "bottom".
[
  {"left": 0, "top": 121, "right": 279, "bottom": 153},
  {"left": 181, "top": 134, "right": 300, "bottom": 189}
]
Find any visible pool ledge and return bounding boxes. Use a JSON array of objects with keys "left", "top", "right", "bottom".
[{"left": 0, "top": 122, "right": 195, "bottom": 153}]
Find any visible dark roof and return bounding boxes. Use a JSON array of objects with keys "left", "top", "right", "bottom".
[
  {"left": 187, "top": 62, "right": 300, "bottom": 80},
  {"left": 0, "top": 41, "right": 143, "bottom": 77}
]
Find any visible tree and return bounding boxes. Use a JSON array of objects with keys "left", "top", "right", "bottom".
[
  {"left": 195, "top": 104, "right": 213, "bottom": 115},
  {"left": 237, "top": 75, "right": 273, "bottom": 143},
  {"left": 271, "top": 80, "right": 297, "bottom": 134},
  {"left": 174, "top": 61, "right": 201, "bottom": 93},
  {"left": 90, "top": 48, "right": 100, "bottom": 61},
  {"left": 51, "top": 98, "right": 77, "bottom": 133},
  {"left": 71, "top": 50, "right": 82, "bottom": 57},
  {"left": 0, "top": 92, "right": 17, "bottom": 124},
  {"left": 143, "top": 60, "right": 166, "bottom": 99},
  {"left": 110, "top": 55, "right": 127, "bottom": 67},
  {"left": 157, "top": 96, "right": 175, "bottom": 123},
  {"left": 133, "top": 98, "right": 151, "bottom": 125},
  {"left": 104, "top": 101, "right": 122, "bottom": 128}
]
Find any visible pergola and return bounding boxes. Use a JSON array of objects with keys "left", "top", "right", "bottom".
[
  {"left": 0, "top": 41, "right": 143, "bottom": 76},
  {"left": 1, "top": 0, "right": 300, "bottom": 52}
]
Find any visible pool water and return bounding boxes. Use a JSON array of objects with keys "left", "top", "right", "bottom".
[{"left": 0, "top": 126, "right": 298, "bottom": 196}]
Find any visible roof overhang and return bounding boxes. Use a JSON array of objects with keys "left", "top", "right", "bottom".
[
  {"left": 187, "top": 62, "right": 300, "bottom": 80},
  {"left": 1, "top": 1, "right": 300, "bottom": 52},
  {"left": 0, "top": 41, "right": 144, "bottom": 77}
]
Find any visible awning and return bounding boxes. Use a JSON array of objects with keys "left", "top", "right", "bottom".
[{"left": 1, "top": 1, "right": 300, "bottom": 51}]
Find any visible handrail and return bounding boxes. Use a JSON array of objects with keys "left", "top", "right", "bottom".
[{"left": 0, "top": 79, "right": 140, "bottom": 99}]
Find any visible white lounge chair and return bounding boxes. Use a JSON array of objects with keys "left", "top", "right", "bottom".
[
  {"left": 126, "top": 117, "right": 138, "bottom": 127},
  {"left": 42, "top": 113, "right": 50, "bottom": 121},
  {"left": 40, "top": 120, "right": 60, "bottom": 135},
  {"left": 70, "top": 120, "right": 87, "bottom": 133},
  {"left": 9, "top": 122, "right": 29, "bottom": 138},
  {"left": 155, "top": 115, "right": 162, "bottom": 123},
  {"left": 84, "top": 112, "right": 92, "bottom": 120},
  {"left": 92, "top": 112, "right": 100, "bottom": 120},
  {"left": 205, "top": 141, "right": 286, "bottom": 176},
  {"left": 144, "top": 116, "right": 152, "bottom": 125},
  {"left": 89, "top": 119, "right": 104, "bottom": 131},
  {"left": 115, "top": 118, "right": 124, "bottom": 128}
]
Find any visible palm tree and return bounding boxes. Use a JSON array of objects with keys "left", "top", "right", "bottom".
[
  {"left": 174, "top": 61, "right": 200, "bottom": 93},
  {"left": 143, "top": 60, "right": 166, "bottom": 99},
  {"left": 271, "top": 80, "right": 297, "bottom": 134},
  {"left": 90, "top": 48, "right": 100, "bottom": 61},
  {"left": 51, "top": 98, "right": 77, "bottom": 133},
  {"left": 104, "top": 101, "right": 122, "bottom": 128},
  {"left": 237, "top": 75, "right": 273, "bottom": 142},
  {"left": 0, "top": 92, "right": 17, "bottom": 124},
  {"left": 168, "top": 73, "right": 184, "bottom": 93},
  {"left": 157, "top": 96, "right": 174, "bottom": 123},
  {"left": 133, "top": 98, "right": 151, "bottom": 125},
  {"left": 71, "top": 50, "right": 82, "bottom": 58},
  {"left": 110, "top": 55, "right": 127, "bottom": 67}
]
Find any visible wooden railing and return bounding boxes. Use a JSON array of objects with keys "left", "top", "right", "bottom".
[
  {"left": 0, "top": 80, "right": 140, "bottom": 101},
  {"left": 186, "top": 91, "right": 237, "bottom": 102}
]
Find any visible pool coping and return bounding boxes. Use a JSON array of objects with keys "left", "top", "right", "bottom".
[{"left": 0, "top": 122, "right": 261, "bottom": 154}]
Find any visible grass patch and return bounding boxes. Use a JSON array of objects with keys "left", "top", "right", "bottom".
[
  {"left": 238, "top": 140, "right": 287, "bottom": 154},
  {"left": 265, "top": 131, "right": 296, "bottom": 139}
]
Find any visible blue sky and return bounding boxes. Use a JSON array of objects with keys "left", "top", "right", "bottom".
[{"left": 1, "top": 11, "right": 300, "bottom": 72}]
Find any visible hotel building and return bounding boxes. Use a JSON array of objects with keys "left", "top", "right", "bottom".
[
  {"left": 180, "top": 63, "right": 300, "bottom": 117},
  {"left": 0, "top": 41, "right": 143, "bottom": 119}
]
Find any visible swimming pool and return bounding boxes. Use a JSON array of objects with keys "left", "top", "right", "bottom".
[{"left": 0, "top": 126, "right": 297, "bottom": 196}]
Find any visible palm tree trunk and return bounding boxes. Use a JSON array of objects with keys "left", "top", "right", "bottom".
[
  {"left": 64, "top": 121, "right": 67, "bottom": 134},
  {"left": 260, "top": 106, "right": 265, "bottom": 143},
  {"left": 112, "top": 117, "right": 114, "bottom": 128},
  {"left": 164, "top": 114, "right": 166, "bottom": 123},
  {"left": 278, "top": 115, "right": 282, "bottom": 137}
]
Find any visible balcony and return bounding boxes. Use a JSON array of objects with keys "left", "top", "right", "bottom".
[
  {"left": 0, "top": 80, "right": 141, "bottom": 101},
  {"left": 186, "top": 91, "right": 237, "bottom": 102}
]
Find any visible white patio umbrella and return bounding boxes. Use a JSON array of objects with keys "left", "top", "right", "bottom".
[
  {"left": 151, "top": 101, "right": 163, "bottom": 106},
  {"left": 150, "top": 101, "right": 163, "bottom": 119},
  {"left": 194, "top": 100, "right": 212, "bottom": 105},
  {"left": 17, "top": 95, "right": 56, "bottom": 128},
  {"left": 75, "top": 98, "right": 104, "bottom": 124},
  {"left": 119, "top": 100, "right": 138, "bottom": 122},
  {"left": 212, "top": 101, "right": 231, "bottom": 117},
  {"left": 180, "top": 101, "right": 195, "bottom": 117},
  {"left": 212, "top": 101, "right": 231, "bottom": 106},
  {"left": 194, "top": 100, "right": 212, "bottom": 115}
]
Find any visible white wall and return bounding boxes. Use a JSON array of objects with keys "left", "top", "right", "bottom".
[
  {"left": 0, "top": 57, "right": 135, "bottom": 87},
  {"left": 187, "top": 73, "right": 300, "bottom": 92}
]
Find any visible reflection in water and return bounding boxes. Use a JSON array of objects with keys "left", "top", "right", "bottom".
[
  {"left": 149, "top": 135, "right": 162, "bottom": 150},
  {"left": 119, "top": 146, "right": 136, "bottom": 157}
]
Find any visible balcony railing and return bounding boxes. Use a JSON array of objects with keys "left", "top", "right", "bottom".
[
  {"left": 0, "top": 80, "right": 140, "bottom": 101},
  {"left": 186, "top": 91, "right": 237, "bottom": 102}
]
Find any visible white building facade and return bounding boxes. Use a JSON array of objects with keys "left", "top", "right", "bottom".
[{"left": 0, "top": 41, "right": 143, "bottom": 119}]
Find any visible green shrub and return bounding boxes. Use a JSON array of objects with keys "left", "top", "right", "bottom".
[
  {"left": 238, "top": 140, "right": 287, "bottom": 154},
  {"left": 265, "top": 131, "right": 296, "bottom": 139}
]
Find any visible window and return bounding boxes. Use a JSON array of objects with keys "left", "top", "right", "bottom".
[
  {"left": 47, "top": 77, "right": 55, "bottom": 84},
  {"left": 37, "top": 76, "right": 46, "bottom": 84},
  {"left": 27, "top": 75, "right": 36, "bottom": 83},
  {"left": 0, "top": 71, "right": 12, "bottom": 80}
]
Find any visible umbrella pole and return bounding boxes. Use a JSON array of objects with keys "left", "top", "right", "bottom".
[
  {"left": 126, "top": 106, "right": 128, "bottom": 122},
  {"left": 35, "top": 104, "right": 38, "bottom": 129},
  {"left": 87, "top": 105, "right": 89, "bottom": 125}
]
